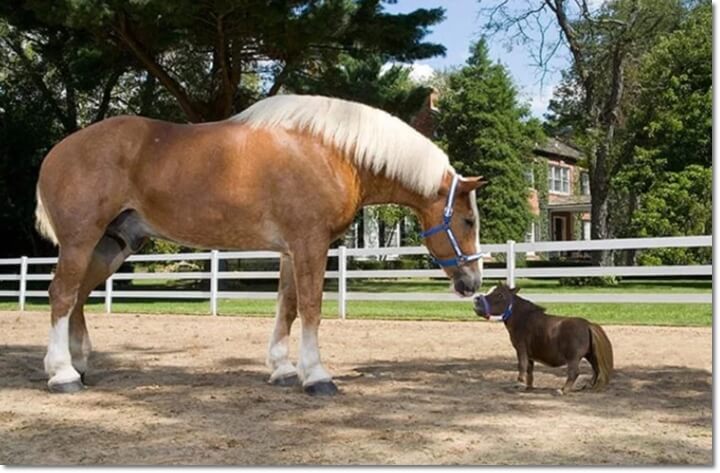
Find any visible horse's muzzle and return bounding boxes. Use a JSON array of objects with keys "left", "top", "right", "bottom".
[
  {"left": 453, "top": 270, "right": 481, "bottom": 297},
  {"left": 473, "top": 295, "right": 490, "bottom": 318}
]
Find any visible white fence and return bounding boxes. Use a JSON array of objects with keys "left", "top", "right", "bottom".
[{"left": 0, "top": 235, "right": 711, "bottom": 318}]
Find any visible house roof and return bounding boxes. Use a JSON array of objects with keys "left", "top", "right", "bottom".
[{"left": 534, "top": 137, "right": 584, "bottom": 163}]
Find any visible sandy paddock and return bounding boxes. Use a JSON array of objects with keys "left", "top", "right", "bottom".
[{"left": 0, "top": 311, "right": 711, "bottom": 465}]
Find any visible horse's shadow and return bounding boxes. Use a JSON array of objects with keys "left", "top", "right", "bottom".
[{"left": 0, "top": 344, "right": 712, "bottom": 465}]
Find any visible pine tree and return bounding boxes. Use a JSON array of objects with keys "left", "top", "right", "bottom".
[{"left": 437, "top": 40, "right": 542, "bottom": 244}]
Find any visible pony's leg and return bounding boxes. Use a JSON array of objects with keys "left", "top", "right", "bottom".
[
  {"left": 266, "top": 255, "right": 299, "bottom": 386},
  {"left": 514, "top": 348, "right": 529, "bottom": 390},
  {"left": 559, "top": 359, "right": 580, "bottom": 395},
  {"left": 68, "top": 235, "right": 135, "bottom": 379},
  {"left": 44, "top": 244, "right": 96, "bottom": 393},
  {"left": 291, "top": 246, "right": 337, "bottom": 396},
  {"left": 526, "top": 359, "right": 535, "bottom": 390},
  {"left": 585, "top": 352, "right": 599, "bottom": 389}
]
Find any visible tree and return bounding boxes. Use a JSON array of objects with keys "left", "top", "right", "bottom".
[
  {"left": 616, "top": 1, "right": 711, "bottom": 264},
  {"left": 629, "top": 165, "right": 711, "bottom": 265},
  {"left": 0, "top": 16, "right": 131, "bottom": 134},
  {"left": 623, "top": 0, "right": 711, "bottom": 177},
  {"left": 285, "top": 54, "right": 431, "bottom": 121},
  {"left": 2, "top": 0, "right": 446, "bottom": 123},
  {"left": 482, "top": 0, "right": 685, "bottom": 264},
  {"left": 437, "top": 40, "right": 542, "bottom": 244}
]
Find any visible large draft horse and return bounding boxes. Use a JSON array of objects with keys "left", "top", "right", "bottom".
[{"left": 35, "top": 95, "right": 485, "bottom": 395}]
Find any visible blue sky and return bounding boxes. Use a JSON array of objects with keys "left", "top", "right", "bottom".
[{"left": 383, "top": 0, "right": 571, "bottom": 119}]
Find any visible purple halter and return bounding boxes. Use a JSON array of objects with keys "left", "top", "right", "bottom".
[{"left": 420, "top": 174, "right": 483, "bottom": 267}]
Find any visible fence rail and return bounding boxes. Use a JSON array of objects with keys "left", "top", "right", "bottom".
[{"left": 0, "top": 235, "right": 711, "bottom": 317}]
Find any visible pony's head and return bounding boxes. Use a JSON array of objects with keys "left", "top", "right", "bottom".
[
  {"left": 473, "top": 283, "right": 519, "bottom": 319},
  {"left": 418, "top": 172, "right": 487, "bottom": 297}
]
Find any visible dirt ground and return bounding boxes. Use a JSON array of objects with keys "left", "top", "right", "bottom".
[{"left": 0, "top": 311, "right": 712, "bottom": 465}]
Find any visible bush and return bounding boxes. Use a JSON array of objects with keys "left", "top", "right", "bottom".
[{"left": 559, "top": 276, "right": 619, "bottom": 287}]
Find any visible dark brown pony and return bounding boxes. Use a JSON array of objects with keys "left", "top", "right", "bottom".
[
  {"left": 474, "top": 284, "right": 613, "bottom": 394},
  {"left": 34, "top": 94, "right": 486, "bottom": 395}
]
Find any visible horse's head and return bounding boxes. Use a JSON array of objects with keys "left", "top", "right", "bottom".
[
  {"left": 418, "top": 172, "right": 486, "bottom": 297},
  {"left": 473, "top": 283, "right": 519, "bottom": 319}
]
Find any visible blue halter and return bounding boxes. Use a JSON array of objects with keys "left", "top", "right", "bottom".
[
  {"left": 477, "top": 293, "right": 514, "bottom": 322},
  {"left": 420, "top": 174, "right": 483, "bottom": 267}
]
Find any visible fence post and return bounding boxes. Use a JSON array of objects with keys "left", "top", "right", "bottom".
[
  {"left": 338, "top": 245, "right": 347, "bottom": 320},
  {"left": 19, "top": 256, "right": 28, "bottom": 312},
  {"left": 105, "top": 276, "right": 113, "bottom": 314},
  {"left": 210, "top": 250, "right": 219, "bottom": 316},
  {"left": 506, "top": 240, "right": 516, "bottom": 289}
]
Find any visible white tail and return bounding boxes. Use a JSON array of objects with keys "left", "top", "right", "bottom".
[{"left": 35, "top": 187, "right": 58, "bottom": 246}]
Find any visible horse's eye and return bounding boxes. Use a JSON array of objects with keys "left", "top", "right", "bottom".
[{"left": 463, "top": 218, "right": 475, "bottom": 227}]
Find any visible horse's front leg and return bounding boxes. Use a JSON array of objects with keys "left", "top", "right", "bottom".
[
  {"left": 267, "top": 255, "right": 300, "bottom": 386},
  {"left": 291, "top": 244, "right": 337, "bottom": 396},
  {"left": 514, "top": 347, "right": 529, "bottom": 391}
]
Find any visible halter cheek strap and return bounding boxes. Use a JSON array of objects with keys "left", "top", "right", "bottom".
[{"left": 420, "top": 174, "right": 483, "bottom": 267}]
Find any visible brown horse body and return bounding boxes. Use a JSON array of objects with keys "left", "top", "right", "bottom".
[
  {"left": 474, "top": 285, "right": 613, "bottom": 394},
  {"left": 35, "top": 95, "right": 485, "bottom": 395}
]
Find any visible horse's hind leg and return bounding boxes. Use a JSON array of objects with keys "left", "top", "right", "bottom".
[
  {"left": 48, "top": 210, "right": 149, "bottom": 392},
  {"left": 267, "top": 255, "right": 299, "bottom": 386},
  {"left": 68, "top": 229, "right": 143, "bottom": 379},
  {"left": 559, "top": 358, "right": 580, "bottom": 395},
  {"left": 585, "top": 351, "right": 599, "bottom": 388},
  {"left": 44, "top": 244, "right": 98, "bottom": 393}
]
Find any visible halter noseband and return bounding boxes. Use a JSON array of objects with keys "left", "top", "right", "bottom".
[
  {"left": 420, "top": 173, "right": 483, "bottom": 267},
  {"left": 477, "top": 293, "right": 514, "bottom": 322}
]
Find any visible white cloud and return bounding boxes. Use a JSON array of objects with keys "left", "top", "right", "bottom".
[
  {"left": 407, "top": 63, "right": 436, "bottom": 83},
  {"left": 381, "top": 62, "right": 436, "bottom": 84}
]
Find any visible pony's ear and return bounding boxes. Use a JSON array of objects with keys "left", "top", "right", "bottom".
[
  {"left": 512, "top": 287, "right": 521, "bottom": 294},
  {"left": 459, "top": 176, "right": 487, "bottom": 193}
]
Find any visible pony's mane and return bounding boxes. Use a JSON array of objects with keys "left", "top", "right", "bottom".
[{"left": 230, "top": 95, "right": 452, "bottom": 196}]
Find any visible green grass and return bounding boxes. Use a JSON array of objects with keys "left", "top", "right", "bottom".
[
  {"left": 3, "top": 277, "right": 710, "bottom": 326},
  {"left": 1, "top": 297, "right": 711, "bottom": 327}
]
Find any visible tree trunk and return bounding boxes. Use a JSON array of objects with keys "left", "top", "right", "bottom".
[{"left": 590, "top": 135, "right": 613, "bottom": 266}]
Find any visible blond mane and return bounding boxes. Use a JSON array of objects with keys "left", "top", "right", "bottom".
[{"left": 230, "top": 95, "right": 452, "bottom": 196}]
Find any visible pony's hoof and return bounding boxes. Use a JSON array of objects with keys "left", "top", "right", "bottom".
[
  {"left": 270, "top": 374, "right": 299, "bottom": 387},
  {"left": 304, "top": 381, "right": 339, "bottom": 396},
  {"left": 513, "top": 382, "right": 528, "bottom": 391},
  {"left": 555, "top": 388, "right": 566, "bottom": 396},
  {"left": 48, "top": 379, "right": 85, "bottom": 394}
]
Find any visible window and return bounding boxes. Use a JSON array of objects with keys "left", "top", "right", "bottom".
[
  {"left": 583, "top": 220, "right": 591, "bottom": 240},
  {"left": 580, "top": 172, "right": 590, "bottom": 195},
  {"left": 523, "top": 169, "right": 535, "bottom": 187},
  {"left": 548, "top": 165, "right": 570, "bottom": 194}
]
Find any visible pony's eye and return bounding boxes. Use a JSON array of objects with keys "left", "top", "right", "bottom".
[{"left": 463, "top": 218, "right": 475, "bottom": 227}]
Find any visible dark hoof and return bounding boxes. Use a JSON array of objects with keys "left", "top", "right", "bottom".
[
  {"left": 304, "top": 381, "right": 339, "bottom": 396},
  {"left": 48, "top": 379, "right": 85, "bottom": 394},
  {"left": 80, "top": 373, "right": 86, "bottom": 384},
  {"left": 270, "top": 374, "right": 299, "bottom": 387}
]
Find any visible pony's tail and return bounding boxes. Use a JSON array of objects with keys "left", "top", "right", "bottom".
[
  {"left": 35, "top": 187, "right": 58, "bottom": 246},
  {"left": 589, "top": 323, "right": 614, "bottom": 390}
]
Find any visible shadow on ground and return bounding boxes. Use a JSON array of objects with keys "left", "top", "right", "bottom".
[{"left": 0, "top": 343, "right": 712, "bottom": 465}]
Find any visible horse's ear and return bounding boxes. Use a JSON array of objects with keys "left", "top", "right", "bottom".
[
  {"left": 512, "top": 287, "right": 521, "bottom": 294},
  {"left": 459, "top": 176, "right": 487, "bottom": 193}
]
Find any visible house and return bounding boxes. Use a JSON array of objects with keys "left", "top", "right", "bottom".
[{"left": 529, "top": 137, "right": 592, "bottom": 245}]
